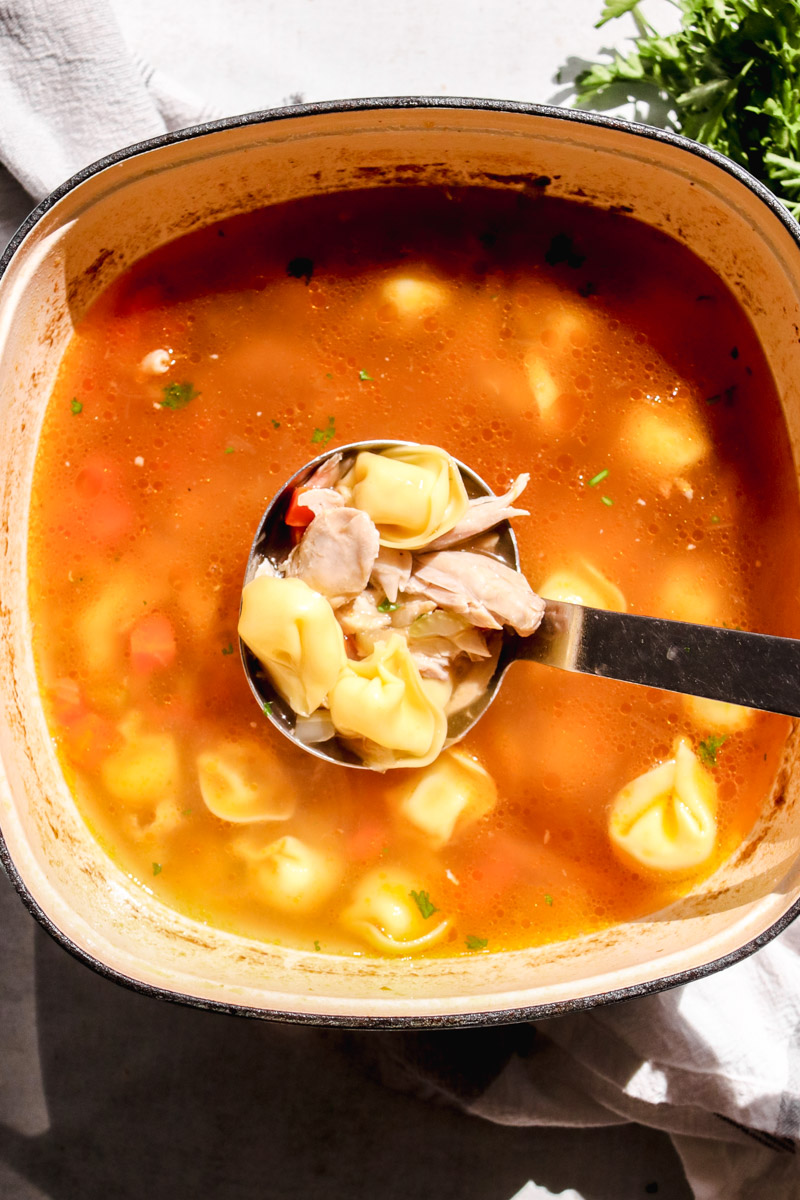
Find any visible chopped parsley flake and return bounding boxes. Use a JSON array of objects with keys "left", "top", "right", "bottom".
[
  {"left": 152, "top": 863, "right": 162, "bottom": 876},
  {"left": 181, "top": 808, "right": 193, "bottom": 817},
  {"left": 224, "top": 446, "right": 235, "bottom": 454},
  {"left": 358, "top": 369, "right": 373, "bottom": 382},
  {"left": 544, "top": 894, "right": 553, "bottom": 906},
  {"left": 465, "top": 934, "right": 488, "bottom": 950},
  {"left": 271, "top": 418, "right": 281, "bottom": 429},
  {"left": 698, "top": 734, "right": 727, "bottom": 767},
  {"left": 70, "top": 398, "right": 83, "bottom": 415},
  {"left": 311, "top": 416, "right": 336, "bottom": 446},
  {"left": 377, "top": 598, "right": 398, "bottom": 613},
  {"left": 263, "top": 701, "right": 273, "bottom": 716},
  {"left": 588, "top": 468, "right": 608, "bottom": 487},
  {"left": 160, "top": 381, "right": 198, "bottom": 410},
  {"left": 601, "top": 495, "right": 613, "bottom": 507},
  {"left": 313, "top": 939, "right": 321, "bottom": 952},
  {"left": 410, "top": 889, "right": 439, "bottom": 920},
  {"left": 221, "top": 642, "right": 235, "bottom": 656}
]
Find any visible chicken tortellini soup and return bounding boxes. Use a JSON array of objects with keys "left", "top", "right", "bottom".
[{"left": 29, "top": 187, "right": 800, "bottom": 957}]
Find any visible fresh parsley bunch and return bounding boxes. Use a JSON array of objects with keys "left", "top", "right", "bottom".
[{"left": 574, "top": 0, "right": 800, "bottom": 217}]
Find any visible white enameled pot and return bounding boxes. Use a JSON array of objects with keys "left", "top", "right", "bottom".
[{"left": 1, "top": 99, "right": 799, "bottom": 1027}]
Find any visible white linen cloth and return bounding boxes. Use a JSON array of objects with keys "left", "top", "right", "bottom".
[{"left": 1, "top": 3, "right": 799, "bottom": 1197}]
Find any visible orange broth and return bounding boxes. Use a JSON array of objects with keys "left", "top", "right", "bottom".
[{"left": 28, "top": 187, "right": 800, "bottom": 956}]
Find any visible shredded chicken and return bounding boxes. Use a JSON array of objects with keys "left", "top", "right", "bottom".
[
  {"left": 370, "top": 547, "right": 412, "bottom": 603},
  {"left": 304, "top": 451, "right": 347, "bottom": 490},
  {"left": 285, "top": 507, "right": 380, "bottom": 607},
  {"left": 336, "top": 590, "right": 392, "bottom": 637},
  {"left": 446, "top": 644, "right": 502, "bottom": 715},
  {"left": 409, "top": 629, "right": 491, "bottom": 681},
  {"left": 390, "top": 598, "right": 436, "bottom": 627},
  {"left": 299, "top": 487, "right": 346, "bottom": 518},
  {"left": 425, "top": 473, "right": 530, "bottom": 550},
  {"left": 406, "top": 551, "right": 545, "bottom": 635}
]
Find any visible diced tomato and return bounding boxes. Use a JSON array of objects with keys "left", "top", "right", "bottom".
[
  {"left": 61, "top": 711, "right": 121, "bottom": 769},
  {"left": 83, "top": 494, "right": 133, "bottom": 543},
  {"left": 129, "top": 611, "right": 177, "bottom": 674},
  {"left": 49, "top": 678, "right": 121, "bottom": 768},
  {"left": 74, "top": 455, "right": 133, "bottom": 544},
  {"left": 346, "top": 821, "right": 388, "bottom": 862},
  {"left": 51, "top": 677, "right": 84, "bottom": 724},
  {"left": 285, "top": 488, "right": 315, "bottom": 528}
]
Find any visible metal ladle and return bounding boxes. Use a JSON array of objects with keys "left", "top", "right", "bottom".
[{"left": 241, "top": 440, "right": 800, "bottom": 768}]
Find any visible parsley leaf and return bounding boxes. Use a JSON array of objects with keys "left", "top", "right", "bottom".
[
  {"left": 311, "top": 416, "right": 336, "bottom": 446},
  {"left": 358, "top": 369, "right": 373, "bottom": 382},
  {"left": 152, "top": 862, "right": 162, "bottom": 876},
  {"left": 377, "top": 598, "right": 398, "bottom": 613},
  {"left": 271, "top": 418, "right": 281, "bottom": 429},
  {"left": 221, "top": 642, "right": 235, "bottom": 656},
  {"left": 698, "top": 734, "right": 727, "bottom": 767},
  {"left": 313, "top": 939, "right": 321, "bottom": 952},
  {"left": 465, "top": 934, "right": 488, "bottom": 950},
  {"left": 544, "top": 893, "right": 554, "bottom": 906},
  {"left": 574, "top": 0, "right": 800, "bottom": 220},
  {"left": 263, "top": 701, "right": 273, "bottom": 716},
  {"left": 160, "top": 381, "right": 198, "bottom": 410},
  {"left": 70, "top": 397, "right": 83, "bottom": 415},
  {"left": 410, "top": 889, "right": 439, "bottom": 919}
]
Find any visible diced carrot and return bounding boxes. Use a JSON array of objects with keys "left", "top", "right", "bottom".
[
  {"left": 285, "top": 488, "right": 315, "bottom": 528},
  {"left": 51, "top": 677, "right": 84, "bottom": 724},
  {"left": 346, "top": 821, "right": 388, "bottom": 862},
  {"left": 83, "top": 494, "right": 133, "bottom": 543},
  {"left": 129, "top": 611, "right": 177, "bottom": 674},
  {"left": 61, "top": 711, "right": 121, "bottom": 769}
]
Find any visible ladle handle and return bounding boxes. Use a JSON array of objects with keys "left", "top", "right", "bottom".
[{"left": 514, "top": 601, "right": 800, "bottom": 717}]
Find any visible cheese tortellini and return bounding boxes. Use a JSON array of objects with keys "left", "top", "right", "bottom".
[
  {"left": 621, "top": 405, "right": 710, "bottom": 477},
  {"left": 238, "top": 834, "right": 342, "bottom": 914},
  {"left": 348, "top": 445, "right": 468, "bottom": 549},
  {"left": 683, "top": 694, "right": 754, "bottom": 734},
  {"left": 659, "top": 564, "right": 724, "bottom": 626},
  {"left": 197, "top": 741, "right": 296, "bottom": 823},
  {"left": 329, "top": 633, "right": 447, "bottom": 768},
  {"left": 382, "top": 275, "right": 448, "bottom": 317},
  {"left": 101, "top": 713, "right": 180, "bottom": 807},
  {"left": 538, "top": 558, "right": 626, "bottom": 612},
  {"left": 341, "top": 866, "right": 450, "bottom": 954},
  {"left": 609, "top": 739, "right": 718, "bottom": 872},
  {"left": 524, "top": 352, "right": 560, "bottom": 418},
  {"left": 238, "top": 574, "right": 347, "bottom": 716},
  {"left": 394, "top": 748, "right": 497, "bottom": 847}
]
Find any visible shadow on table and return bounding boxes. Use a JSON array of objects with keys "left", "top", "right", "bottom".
[{"left": 0, "top": 905, "right": 692, "bottom": 1200}]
